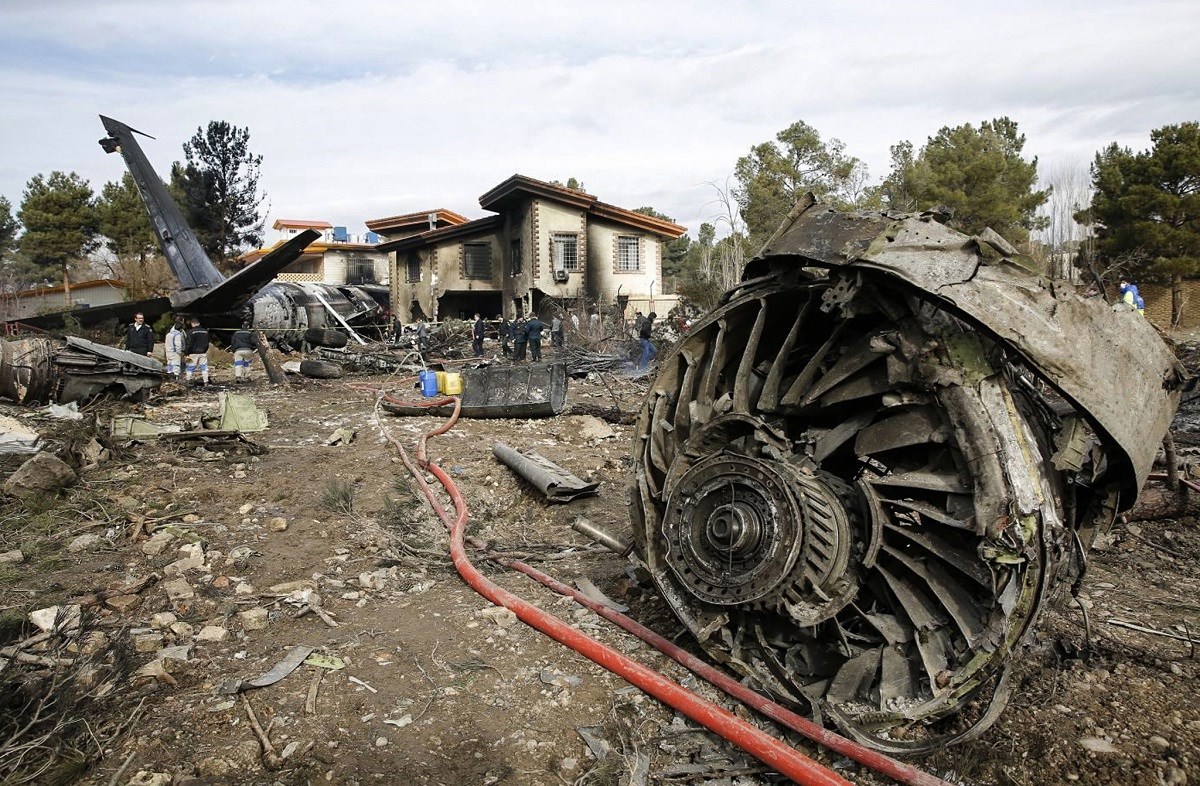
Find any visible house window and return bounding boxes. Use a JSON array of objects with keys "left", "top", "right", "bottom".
[
  {"left": 463, "top": 242, "right": 493, "bottom": 279},
  {"left": 552, "top": 234, "right": 579, "bottom": 272},
  {"left": 616, "top": 236, "right": 641, "bottom": 272},
  {"left": 347, "top": 257, "right": 376, "bottom": 285},
  {"left": 510, "top": 238, "right": 523, "bottom": 275},
  {"left": 406, "top": 253, "right": 421, "bottom": 283}
]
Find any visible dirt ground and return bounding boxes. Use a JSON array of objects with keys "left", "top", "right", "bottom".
[{"left": 2, "top": 344, "right": 1199, "bottom": 786}]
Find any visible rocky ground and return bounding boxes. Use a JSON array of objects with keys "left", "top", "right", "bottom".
[{"left": 1, "top": 346, "right": 1199, "bottom": 786}]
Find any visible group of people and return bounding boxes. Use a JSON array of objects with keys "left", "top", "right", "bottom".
[
  {"left": 478, "top": 313, "right": 548, "bottom": 362},
  {"left": 124, "top": 313, "right": 257, "bottom": 386}
]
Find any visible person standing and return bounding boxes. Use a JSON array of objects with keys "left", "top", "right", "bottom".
[
  {"left": 526, "top": 314, "right": 545, "bottom": 361},
  {"left": 499, "top": 315, "right": 512, "bottom": 358},
  {"left": 550, "top": 314, "right": 564, "bottom": 348},
  {"left": 415, "top": 316, "right": 429, "bottom": 353},
  {"left": 512, "top": 316, "right": 528, "bottom": 362},
  {"left": 124, "top": 312, "right": 155, "bottom": 356},
  {"left": 638, "top": 311, "right": 657, "bottom": 370},
  {"left": 632, "top": 310, "right": 645, "bottom": 338},
  {"left": 230, "top": 322, "right": 256, "bottom": 383},
  {"left": 183, "top": 317, "right": 210, "bottom": 387},
  {"left": 570, "top": 312, "right": 580, "bottom": 333},
  {"left": 472, "top": 313, "right": 485, "bottom": 357},
  {"left": 164, "top": 317, "right": 185, "bottom": 380}
]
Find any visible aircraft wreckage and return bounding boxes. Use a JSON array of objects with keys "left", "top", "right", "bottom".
[
  {"left": 0, "top": 336, "right": 166, "bottom": 405},
  {"left": 629, "top": 195, "right": 1182, "bottom": 753}
]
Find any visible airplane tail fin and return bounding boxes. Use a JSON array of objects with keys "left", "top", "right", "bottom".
[{"left": 98, "top": 115, "right": 225, "bottom": 293}]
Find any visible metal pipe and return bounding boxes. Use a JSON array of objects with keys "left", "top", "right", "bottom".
[{"left": 571, "top": 517, "right": 633, "bottom": 556}]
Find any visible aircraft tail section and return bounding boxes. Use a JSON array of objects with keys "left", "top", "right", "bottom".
[
  {"left": 98, "top": 115, "right": 225, "bottom": 293},
  {"left": 184, "top": 229, "right": 322, "bottom": 314}
]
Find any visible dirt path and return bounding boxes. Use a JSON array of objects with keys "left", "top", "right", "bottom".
[{"left": 2, "top": 360, "right": 1198, "bottom": 786}]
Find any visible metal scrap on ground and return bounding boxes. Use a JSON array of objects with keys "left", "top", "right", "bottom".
[
  {"left": 382, "top": 361, "right": 569, "bottom": 419},
  {"left": 492, "top": 441, "right": 601, "bottom": 502}
]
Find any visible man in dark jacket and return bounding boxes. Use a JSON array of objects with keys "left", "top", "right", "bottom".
[
  {"left": 498, "top": 315, "right": 512, "bottom": 357},
  {"left": 638, "top": 311, "right": 657, "bottom": 369},
  {"left": 472, "top": 313, "right": 485, "bottom": 357},
  {"left": 230, "top": 322, "right": 256, "bottom": 383},
  {"left": 183, "top": 317, "right": 210, "bottom": 386},
  {"left": 512, "top": 317, "right": 528, "bottom": 362},
  {"left": 526, "top": 315, "right": 545, "bottom": 362},
  {"left": 124, "top": 313, "right": 155, "bottom": 356}
]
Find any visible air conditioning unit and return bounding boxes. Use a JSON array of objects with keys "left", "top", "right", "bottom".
[{"left": 552, "top": 269, "right": 569, "bottom": 283}]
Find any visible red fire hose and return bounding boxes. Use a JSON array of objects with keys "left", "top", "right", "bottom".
[{"left": 376, "top": 390, "right": 948, "bottom": 785}]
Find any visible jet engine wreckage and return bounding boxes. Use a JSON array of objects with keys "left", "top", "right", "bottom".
[{"left": 629, "top": 196, "right": 1183, "bottom": 754}]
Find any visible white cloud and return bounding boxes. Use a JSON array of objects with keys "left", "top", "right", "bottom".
[{"left": 1, "top": 0, "right": 1196, "bottom": 239}]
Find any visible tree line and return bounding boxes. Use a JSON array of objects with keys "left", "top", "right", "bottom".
[
  {"left": 659, "top": 117, "right": 1199, "bottom": 324},
  {"left": 0, "top": 121, "right": 265, "bottom": 302}
]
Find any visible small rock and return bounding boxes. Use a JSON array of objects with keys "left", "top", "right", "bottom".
[
  {"left": 358, "top": 570, "right": 388, "bottom": 590},
  {"left": 68, "top": 532, "right": 100, "bottom": 553},
  {"left": 76, "top": 631, "right": 110, "bottom": 656},
  {"left": 169, "top": 621, "right": 195, "bottom": 638},
  {"left": 1148, "top": 735, "right": 1171, "bottom": 754},
  {"left": 156, "top": 644, "right": 192, "bottom": 665},
  {"left": 268, "top": 579, "right": 316, "bottom": 594},
  {"left": 1164, "top": 766, "right": 1188, "bottom": 786},
  {"left": 163, "top": 556, "right": 204, "bottom": 576},
  {"left": 226, "top": 545, "right": 254, "bottom": 565},
  {"left": 105, "top": 594, "right": 142, "bottom": 613},
  {"left": 126, "top": 772, "right": 172, "bottom": 786},
  {"left": 141, "top": 531, "right": 176, "bottom": 556},
  {"left": 375, "top": 737, "right": 389, "bottom": 748},
  {"left": 479, "top": 606, "right": 518, "bottom": 628},
  {"left": 0, "top": 549, "right": 24, "bottom": 564},
  {"left": 238, "top": 503, "right": 254, "bottom": 515},
  {"left": 3, "top": 451, "right": 77, "bottom": 497},
  {"left": 560, "top": 757, "right": 578, "bottom": 773},
  {"left": 29, "top": 604, "right": 82, "bottom": 633},
  {"left": 1078, "top": 737, "right": 1121, "bottom": 754},
  {"left": 1170, "top": 662, "right": 1184, "bottom": 676},
  {"left": 268, "top": 516, "right": 288, "bottom": 532},
  {"left": 133, "top": 633, "right": 164, "bottom": 653},
  {"left": 163, "top": 578, "right": 195, "bottom": 601},
  {"left": 238, "top": 607, "right": 269, "bottom": 631},
  {"left": 197, "top": 756, "right": 234, "bottom": 778},
  {"left": 196, "top": 625, "right": 228, "bottom": 642},
  {"left": 182, "top": 514, "right": 201, "bottom": 523},
  {"left": 234, "top": 582, "right": 256, "bottom": 596},
  {"left": 178, "top": 542, "right": 205, "bottom": 560},
  {"left": 151, "top": 612, "right": 178, "bottom": 629},
  {"left": 211, "top": 575, "right": 230, "bottom": 589}
]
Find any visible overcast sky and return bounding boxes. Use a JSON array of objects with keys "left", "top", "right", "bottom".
[{"left": 1, "top": 0, "right": 1197, "bottom": 241}]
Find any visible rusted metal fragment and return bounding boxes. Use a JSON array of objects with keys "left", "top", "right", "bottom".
[
  {"left": 1, "top": 337, "right": 166, "bottom": 406},
  {"left": 492, "top": 441, "right": 599, "bottom": 503},
  {"left": 754, "top": 199, "right": 1181, "bottom": 506},
  {"left": 382, "top": 362, "right": 569, "bottom": 419}
]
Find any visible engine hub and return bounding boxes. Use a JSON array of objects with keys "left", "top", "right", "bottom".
[{"left": 662, "top": 454, "right": 854, "bottom": 615}]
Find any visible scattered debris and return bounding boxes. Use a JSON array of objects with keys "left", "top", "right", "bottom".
[
  {"left": 218, "top": 392, "right": 269, "bottom": 432},
  {"left": 0, "top": 336, "right": 166, "bottom": 405},
  {"left": 0, "top": 414, "right": 39, "bottom": 454},
  {"left": 325, "top": 426, "right": 356, "bottom": 445},
  {"left": 574, "top": 576, "right": 629, "bottom": 613},
  {"left": 219, "top": 644, "right": 316, "bottom": 694},
  {"left": 492, "top": 442, "right": 600, "bottom": 502}
]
